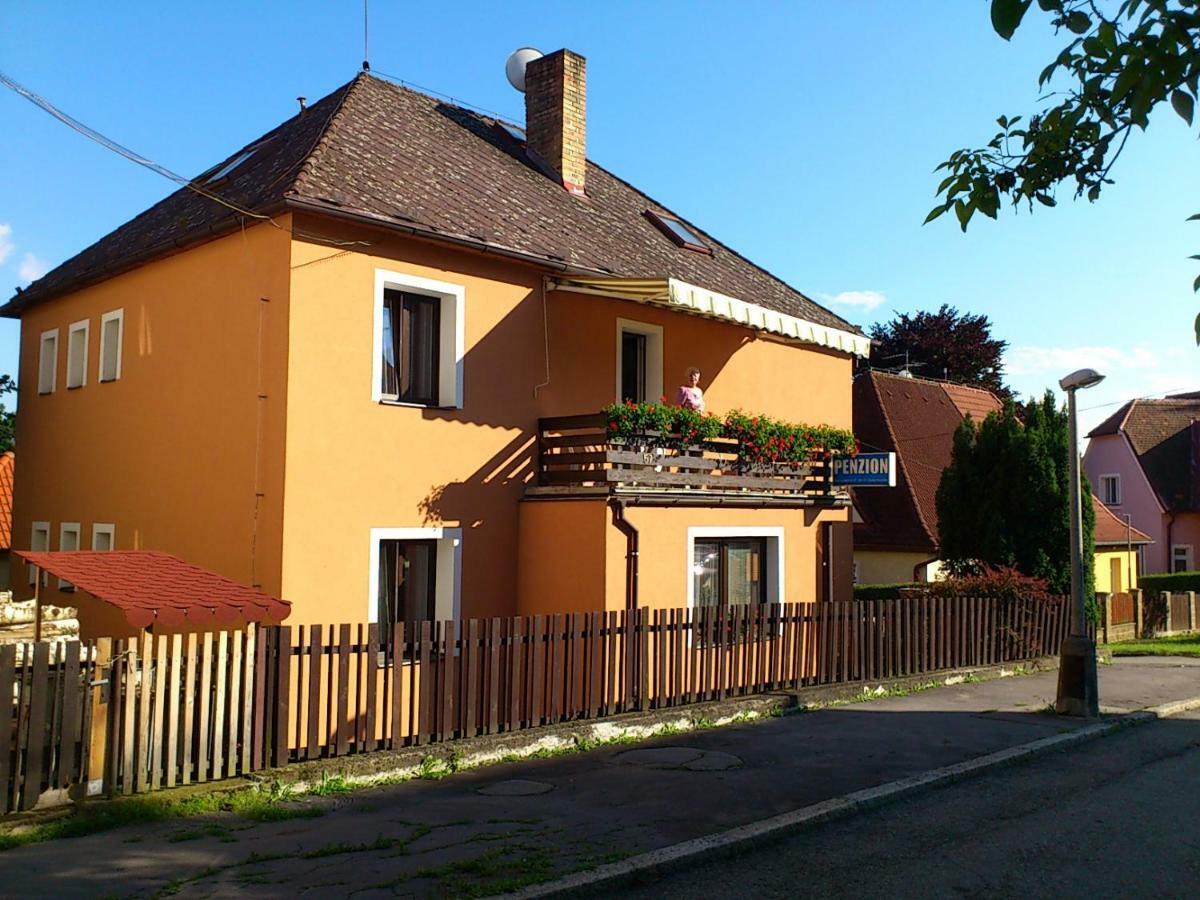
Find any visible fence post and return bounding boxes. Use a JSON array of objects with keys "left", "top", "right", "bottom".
[
  {"left": 1100, "top": 593, "right": 1111, "bottom": 645},
  {"left": 1133, "top": 589, "right": 1144, "bottom": 639},
  {"left": 1164, "top": 590, "right": 1173, "bottom": 636},
  {"left": 1189, "top": 591, "right": 1197, "bottom": 634},
  {"left": 86, "top": 638, "right": 113, "bottom": 797}
]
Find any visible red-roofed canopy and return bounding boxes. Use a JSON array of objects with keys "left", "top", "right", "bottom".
[{"left": 15, "top": 550, "right": 291, "bottom": 629}]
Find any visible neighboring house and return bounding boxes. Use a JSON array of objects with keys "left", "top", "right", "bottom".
[
  {"left": 851, "top": 370, "right": 1003, "bottom": 585},
  {"left": 1091, "top": 494, "right": 1152, "bottom": 594},
  {"left": 1, "top": 50, "right": 868, "bottom": 637},
  {"left": 0, "top": 450, "right": 12, "bottom": 589},
  {"left": 1084, "top": 394, "right": 1200, "bottom": 575}
]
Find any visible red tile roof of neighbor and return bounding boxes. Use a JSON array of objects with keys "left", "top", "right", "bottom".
[
  {"left": 0, "top": 73, "right": 857, "bottom": 336},
  {"left": 0, "top": 451, "right": 12, "bottom": 551},
  {"left": 1092, "top": 496, "right": 1153, "bottom": 546},
  {"left": 852, "top": 371, "right": 1004, "bottom": 554},
  {"left": 1088, "top": 396, "right": 1200, "bottom": 511},
  {"left": 14, "top": 551, "right": 290, "bottom": 629}
]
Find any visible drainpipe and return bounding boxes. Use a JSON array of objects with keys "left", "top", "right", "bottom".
[{"left": 609, "top": 498, "right": 639, "bottom": 611}]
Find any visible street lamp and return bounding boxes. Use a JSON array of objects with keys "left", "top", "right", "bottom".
[{"left": 1055, "top": 367, "right": 1105, "bottom": 717}]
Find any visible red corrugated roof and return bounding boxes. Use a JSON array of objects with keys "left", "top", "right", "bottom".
[
  {"left": 14, "top": 550, "right": 290, "bottom": 629},
  {"left": 0, "top": 451, "right": 13, "bottom": 550}
]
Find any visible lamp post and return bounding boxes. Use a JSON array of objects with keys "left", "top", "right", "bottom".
[{"left": 1055, "top": 367, "right": 1105, "bottom": 717}]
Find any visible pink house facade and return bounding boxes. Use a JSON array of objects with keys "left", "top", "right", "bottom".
[{"left": 1084, "top": 395, "right": 1200, "bottom": 575}]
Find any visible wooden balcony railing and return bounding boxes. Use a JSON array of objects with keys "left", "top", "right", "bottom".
[{"left": 532, "top": 413, "right": 844, "bottom": 502}]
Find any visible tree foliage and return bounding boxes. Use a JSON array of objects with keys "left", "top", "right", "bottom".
[
  {"left": 936, "top": 391, "right": 1095, "bottom": 606},
  {"left": 928, "top": 1, "right": 1200, "bottom": 341},
  {"left": 867, "top": 304, "right": 1012, "bottom": 398},
  {"left": 0, "top": 374, "right": 13, "bottom": 453}
]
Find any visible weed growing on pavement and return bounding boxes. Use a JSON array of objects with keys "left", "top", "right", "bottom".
[{"left": 309, "top": 773, "right": 355, "bottom": 796}]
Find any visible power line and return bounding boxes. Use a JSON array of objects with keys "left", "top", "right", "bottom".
[{"left": 371, "top": 68, "right": 518, "bottom": 123}]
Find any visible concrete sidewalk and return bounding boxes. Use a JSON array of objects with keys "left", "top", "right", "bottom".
[{"left": 2, "top": 658, "right": 1197, "bottom": 898}]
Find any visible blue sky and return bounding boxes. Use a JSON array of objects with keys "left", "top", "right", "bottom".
[{"left": 1, "top": 1, "right": 1195, "bottom": 435}]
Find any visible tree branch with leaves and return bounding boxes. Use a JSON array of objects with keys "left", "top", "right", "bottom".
[{"left": 927, "top": 0, "right": 1200, "bottom": 340}]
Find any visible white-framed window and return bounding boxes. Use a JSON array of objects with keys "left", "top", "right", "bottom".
[
  {"left": 66, "top": 319, "right": 90, "bottom": 389},
  {"left": 37, "top": 329, "right": 58, "bottom": 394},
  {"left": 28, "top": 521, "right": 50, "bottom": 586},
  {"left": 1172, "top": 545, "right": 1194, "bottom": 573},
  {"left": 99, "top": 309, "right": 124, "bottom": 382},
  {"left": 58, "top": 522, "right": 81, "bottom": 590},
  {"left": 92, "top": 523, "right": 115, "bottom": 551},
  {"left": 368, "top": 526, "right": 462, "bottom": 649},
  {"left": 372, "top": 269, "right": 464, "bottom": 408},
  {"left": 687, "top": 526, "right": 784, "bottom": 610},
  {"left": 1099, "top": 474, "right": 1121, "bottom": 506},
  {"left": 615, "top": 318, "right": 664, "bottom": 403}
]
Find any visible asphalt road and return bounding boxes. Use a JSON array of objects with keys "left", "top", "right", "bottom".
[{"left": 618, "top": 708, "right": 1200, "bottom": 899}]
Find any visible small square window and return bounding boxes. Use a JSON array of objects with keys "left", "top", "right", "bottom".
[
  {"left": 58, "top": 523, "right": 81, "bottom": 591},
  {"left": 92, "top": 523, "right": 115, "bottom": 551},
  {"left": 38, "top": 330, "right": 58, "bottom": 394},
  {"left": 28, "top": 521, "right": 49, "bottom": 586},
  {"left": 99, "top": 309, "right": 124, "bottom": 382},
  {"left": 67, "top": 320, "right": 89, "bottom": 389},
  {"left": 1100, "top": 474, "right": 1121, "bottom": 506},
  {"left": 645, "top": 210, "right": 711, "bottom": 254}
]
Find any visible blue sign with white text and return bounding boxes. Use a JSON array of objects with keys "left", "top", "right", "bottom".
[{"left": 832, "top": 452, "right": 896, "bottom": 487}]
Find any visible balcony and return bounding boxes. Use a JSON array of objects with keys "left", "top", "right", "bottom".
[{"left": 530, "top": 413, "right": 848, "bottom": 505}]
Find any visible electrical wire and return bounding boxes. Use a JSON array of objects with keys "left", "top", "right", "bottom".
[{"left": 371, "top": 68, "right": 518, "bottom": 123}]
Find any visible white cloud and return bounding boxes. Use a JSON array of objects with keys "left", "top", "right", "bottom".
[
  {"left": 17, "top": 252, "right": 47, "bottom": 283},
  {"left": 1005, "top": 344, "right": 1162, "bottom": 377},
  {"left": 821, "top": 290, "right": 887, "bottom": 311},
  {"left": 0, "top": 224, "right": 12, "bottom": 266}
]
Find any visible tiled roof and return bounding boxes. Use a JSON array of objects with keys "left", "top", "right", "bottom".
[
  {"left": 0, "top": 451, "right": 12, "bottom": 551},
  {"left": 853, "top": 371, "right": 1003, "bottom": 554},
  {"left": 2, "top": 74, "right": 856, "bottom": 335},
  {"left": 1092, "top": 495, "right": 1152, "bottom": 546},
  {"left": 1088, "top": 397, "right": 1200, "bottom": 511},
  {"left": 14, "top": 551, "right": 291, "bottom": 629}
]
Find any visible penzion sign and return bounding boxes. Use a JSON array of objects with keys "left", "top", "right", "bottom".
[{"left": 831, "top": 452, "right": 896, "bottom": 487}]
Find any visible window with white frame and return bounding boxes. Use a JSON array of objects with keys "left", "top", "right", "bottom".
[
  {"left": 1172, "top": 545, "right": 1193, "bottom": 573},
  {"left": 66, "top": 320, "right": 89, "bottom": 389},
  {"left": 688, "top": 527, "right": 783, "bottom": 645},
  {"left": 368, "top": 527, "right": 461, "bottom": 653},
  {"left": 38, "top": 330, "right": 58, "bottom": 394},
  {"left": 58, "top": 522, "right": 81, "bottom": 590},
  {"left": 99, "top": 309, "right": 124, "bottom": 382},
  {"left": 28, "top": 521, "right": 49, "bottom": 586},
  {"left": 373, "top": 270, "right": 464, "bottom": 408},
  {"left": 615, "top": 318, "right": 663, "bottom": 403},
  {"left": 92, "top": 523, "right": 115, "bottom": 551},
  {"left": 1099, "top": 474, "right": 1121, "bottom": 506}
]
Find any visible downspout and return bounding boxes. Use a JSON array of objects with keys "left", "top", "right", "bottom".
[{"left": 609, "top": 498, "right": 639, "bottom": 611}]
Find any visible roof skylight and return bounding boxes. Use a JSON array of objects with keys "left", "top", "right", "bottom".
[
  {"left": 494, "top": 120, "right": 527, "bottom": 144},
  {"left": 645, "top": 210, "right": 710, "bottom": 254},
  {"left": 201, "top": 139, "right": 272, "bottom": 184}
]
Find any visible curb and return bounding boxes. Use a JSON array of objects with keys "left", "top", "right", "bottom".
[{"left": 514, "top": 694, "right": 1200, "bottom": 898}]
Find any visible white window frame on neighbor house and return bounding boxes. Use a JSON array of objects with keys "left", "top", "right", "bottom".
[
  {"left": 38, "top": 329, "right": 58, "bottom": 395},
  {"left": 92, "top": 523, "right": 115, "bottom": 551},
  {"left": 1099, "top": 474, "right": 1121, "bottom": 506},
  {"left": 29, "top": 521, "right": 50, "bottom": 586},
  {"left": 367, "top": 526, "right": 463, "bottom": 629},
  {"left": 686, "top": 525, "right": 785, "bottom": 609},
  {"left": 58, "top": 522, "right": 81, "bottom": 590},
  {"left": 371, "top": 269, "right": 465, "bottom": 409},
  {"left": 98, "top": 309, "right": 124, "bottom": 382},
  {"left": 615, "top": 318, "right": 664, "bottom": 403},
  {"left": 1172, "top": 544, "right": 1193, "bottom": 573},
  {"left": 66, "top": 319, "right": 90, "bottom": 389}
]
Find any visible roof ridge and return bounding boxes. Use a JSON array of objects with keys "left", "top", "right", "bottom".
[{"left": 285, "top": 73, "right": 368, "bottom": 198}]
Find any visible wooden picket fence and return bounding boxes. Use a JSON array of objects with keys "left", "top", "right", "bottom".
[
  {"left": 105, "top": 629, "right": 258, "bottom": 794},
  {"left": 255, "top": 596, "right": 1072, "bottom": 768},
  {"left": 0, "top": 641, "right": 99, "bottom": 813}
]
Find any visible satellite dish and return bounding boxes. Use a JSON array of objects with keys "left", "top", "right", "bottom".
[{"left": 505, "top": 47, "right": 543, "bottom": 93}]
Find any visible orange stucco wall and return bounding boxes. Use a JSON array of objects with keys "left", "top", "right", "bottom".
[
  {"left": 11, "top": 219, "right": 292, "bottom": 618},
  {"left": 516, "top": 499, "right": 609, "bottom": 615}
]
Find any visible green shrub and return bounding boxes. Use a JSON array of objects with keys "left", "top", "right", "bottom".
[
  {"left": 1139, "top": 571, "right": 1200, "bottom": 593},
  {"left": 853, "top": 583, "right": 923, "bottom": 601}
]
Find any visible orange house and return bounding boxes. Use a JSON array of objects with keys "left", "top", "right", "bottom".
[{"left": 2, "top": 50, "right": 868, "bottom": 638}]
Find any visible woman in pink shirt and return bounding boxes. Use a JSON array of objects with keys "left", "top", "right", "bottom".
[{"left": 676, "top": 366, "right": 705, "bottom": 412}]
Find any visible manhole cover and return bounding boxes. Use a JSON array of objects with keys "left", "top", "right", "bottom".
[{"left": 614, "top": 746, "right": 742, "bottom": 771}]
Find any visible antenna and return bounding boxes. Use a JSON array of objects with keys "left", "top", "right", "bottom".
[
  {"left": 505, "top": 47, "right": 543, "bottom": 93},
  {"left": 362, "top": 0, "right": 370, "bottom": 71}
]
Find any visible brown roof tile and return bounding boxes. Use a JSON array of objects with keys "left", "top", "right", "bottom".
[
  {"left": 1092, "top": 495, "right": 1152, "bottom": 546},
  {"left": 0, "top": 451, "right": 12, "bottom": 551},
  {"left": 1089, "top": 397, "right": 1200, "bottom": 512},
  {"left": 3, "top": 74, "right": 856, "bottom": 335}
]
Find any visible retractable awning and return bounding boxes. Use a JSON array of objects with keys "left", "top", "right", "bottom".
[
  {"left": 549, "top": 276, "right": 871, "bottom": 358},
  {"left": 16, "top": 550, "right": 291, "bottom": 629}
]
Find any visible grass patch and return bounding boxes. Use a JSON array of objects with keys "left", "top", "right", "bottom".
[
  {"left": 0, "top": 782, "right": 322, "bottom": 853},
  {"left": 411, "top": 844, "right": 558, "bottom": 897},
  {"left": 1109, "top": 634, "right": 1200, "bottom": 658}
]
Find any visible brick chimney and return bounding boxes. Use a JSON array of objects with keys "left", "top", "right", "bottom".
[{"left": 524, "top": 49, "right": 587, "bottom": 195}]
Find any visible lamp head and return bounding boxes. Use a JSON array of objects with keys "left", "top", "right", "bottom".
[{"left": 1059, "top": 368, "right": 1105, "bottom": 392}]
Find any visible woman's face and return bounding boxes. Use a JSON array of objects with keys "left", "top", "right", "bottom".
[{"left": 688, "top": 370, "right": 701, "bottom": 387}]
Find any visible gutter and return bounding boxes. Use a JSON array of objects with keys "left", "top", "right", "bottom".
[{"left": 609, "top": 498, "right": 639, "bottom": 612}]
